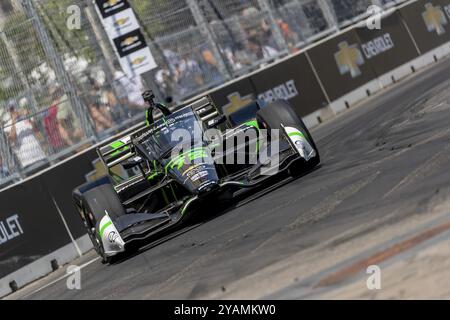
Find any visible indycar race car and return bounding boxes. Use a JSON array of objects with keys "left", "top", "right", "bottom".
[{"left": 73, "top": 92, "right": 320, "bottom": 263}]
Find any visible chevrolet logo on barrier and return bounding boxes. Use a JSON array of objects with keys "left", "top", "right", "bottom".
[
  {"left": 114, "top": 17, "right": 130, "bottom": 27},
  {"left": 422, "top": 3, "right": 448, "bottom": 36},
  {"left": 121, "top": 36, "right": 138, "bottom": 47},
  {"left": 335, "top": 41, "right": 365, "bottom": 78},
  {"left": 104, "top": 0, "right": 121, "bottom": 8},
  {"left": 96, "top": 0, "right": 130, "bottom": 19},
  {"left": 132, "top": 56, "right": 146, "bottom": 66},
  {"left": 223, "top": 92, "right": 254, "bottom": 115}
]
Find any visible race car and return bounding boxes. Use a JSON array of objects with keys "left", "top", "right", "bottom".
[{"left": 72, "top": 92, "right": 320, "bottom": 263}]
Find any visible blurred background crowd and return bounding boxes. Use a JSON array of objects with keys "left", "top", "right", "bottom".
[{"left": 0, "top": 0, "right": 406, "bottom": 187}]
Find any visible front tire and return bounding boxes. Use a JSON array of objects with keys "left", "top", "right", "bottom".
[
  {"left": 256, "top": 100, "right": 320, "bottom": 173},
  {"left": 73, "top": 179, "right": 126, "bottom": 263}
]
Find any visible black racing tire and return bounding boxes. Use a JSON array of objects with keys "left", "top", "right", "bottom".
[
  {"left": 81, "top": 182, "right": 126, "bottom": 222},
  {"left": 256, "top": 100, "right": 320, "bottom": 173},
  {"left": 73, "top": 181, "right": 126, "bottom": 263}
]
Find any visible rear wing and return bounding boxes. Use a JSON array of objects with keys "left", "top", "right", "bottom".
[{"left": 97, "top": 135, "right": 135, "bottom": 169}]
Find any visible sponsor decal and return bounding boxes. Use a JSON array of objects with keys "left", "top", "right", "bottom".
[
  {"left": 197, "top": 180, "right": 216, "bottom": 192},
  {"left": 190, "top": 171, "right": 209, "bottom": 182},
  {"left": 119, "top": 47, "right": 157, "bottom": 78},
  {"left": 166, "top": 148, "right": 209, "bottom": 173},
  {"left": 257, "top": 80, "right": 299, "bottom": 103},
  {"left": 0, "top": 214, "right": 24, "bottom": 245},
  {"left": 335, "top": 41, "right": 365, "bottom": 78},
  {"left": 131, "top": 56, "right": 146, "bottom": 66},
  {"left": 121, "top": 36, "right": 138, "bottom": 47},
  {"left": 114, "top": 17, "right": 130, "bottom": 27},
  {"left": 361, "top": 33, "right": 395, "bottom": 59},
  {"left": 114, "top": 30, "right": 147, "bottom": 58},
  {"left": 422, "top": 3, "right": 448, "bottom": 35},
  {"left": 95, "top": 0, "right": 131, "bottom": 19},
  {"left": 285, "top": 126, "right": 316, "bottom": 161},
  {"left": 98, "top": 8, "right": 141, "bottom": 39},
  {"left": 94, "top": 0, "right": 157, "bottom": 77},
  {"left": 99, "top": 214, "right": 125, "bottom": 252},
  {"left": 107, "top": 231, "right": 120, "bottom": 243},
  {"left": 182, "top": 164, "right": 205, "bottom": 177},
  {"left": 182, "top": 164, "right": 212, "bottom": 183}
]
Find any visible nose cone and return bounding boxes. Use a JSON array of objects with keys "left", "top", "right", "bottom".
[
  {"left": 165, "top": 148, "right": 219, "bottom": 194},
  {"left": 185, "top": 162, "right": 219, "bottom": 194}
]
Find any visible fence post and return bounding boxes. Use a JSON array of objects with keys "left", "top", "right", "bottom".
[
  {"left": 0, "top": 126, "right": 20, "bottom": 183},
  {"left": 122, "top": 2, "right": 165, "bottom": 102},
  {"left": 21, "top": 0, "right": 97, "bottom": 142},
  {"left": 316, "top": 0, "right": 340, "bottom": 32},
  {"left": 186, "top": 0, "right": 232, "bottom": 79},
  {"left": 81, "top": 1, "right": 129, "bottom": 120},
  {"left": 83, "top": 0, "right": 117, "bottom": 78}
]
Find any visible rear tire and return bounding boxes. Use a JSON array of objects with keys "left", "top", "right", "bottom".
[{"left": 256, "top": 100, "right": 320, "bottom": 173}]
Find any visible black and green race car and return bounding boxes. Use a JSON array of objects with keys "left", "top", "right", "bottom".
[{"left": 72, "top": 93, "right": 320, "bottom": 263}]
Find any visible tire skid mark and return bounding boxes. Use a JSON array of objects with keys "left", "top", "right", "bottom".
[
  {"left": 147, "top": 160, "right": 381, "bottom": 275},
  {"left": 291, "top": 171, "right": 380, "bottom": 228},
  {"left": 148, "top": 144, "right": 416, "bottom": 291},
  {"left": 384, "top": 142, "right": 450, "bottom": 198},
  {"left": 315, "top": 218, "right": 450, "bottom": 288},
  {"left": 250, "top": 171, "right": 381, "bottom": 255},
  {"left": 145, "top": 168, "right": 376, "bottom": 295}
]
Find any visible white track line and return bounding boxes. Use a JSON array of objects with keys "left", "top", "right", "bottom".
[
  {"left": 22, "top": 257, "right": 100, "bottom": 299},
  {"left": 52, "top": 196, "right": 82, "bottom": 257}
]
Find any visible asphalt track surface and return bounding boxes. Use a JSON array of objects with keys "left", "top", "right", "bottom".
[{"left": 10, "top": 56, "right": 450, "bottom": 300}]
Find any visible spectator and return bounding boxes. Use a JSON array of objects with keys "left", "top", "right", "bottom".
[
  {"left": 258, "top": 18, "right": 277, "bottom": 49},
  {"left": 155, "top": 64, "right": 175, "bottom": 100},
  {"left": 276, "top": 18, "right": 300, "bottom": 52},
  {"left": 113, "top": 63, "right": 146, "bottom": 117},
  {"left": 163, "top": 49, "right": 181, "bottom": 74},
  {"left": 45, "top": 87, "right": 84, "bottom": 152},
  {"left": 3, "top": 100, "right": 47, "bottom": 170},
  {"left": 44, "top": 98, "right": 67, "bottom": 152},
  {"left": 176, "top": 54, "right": 204, "bottom": 96},
  {"left": 87, "top": 77, "right": 114, "bottom": 132},
  {"left": 54, "top": 90, "right": 84, "bottom": 145},
  {"left": 200, "top": 48, "right": 225, "bottom": 84},
  {"left": 247, "top": 36, "right": 279, "bottom": 60},
  {"left": 242, "top": 6, "right": 259, "bottom": 17}
]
